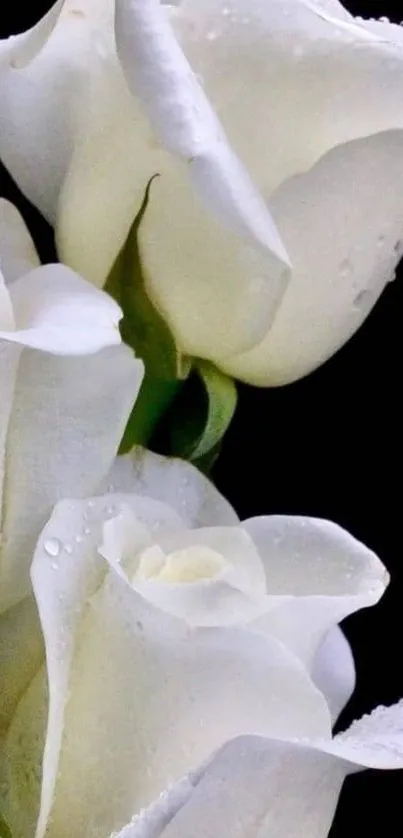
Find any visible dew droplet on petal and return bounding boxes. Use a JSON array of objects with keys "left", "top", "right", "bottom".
[{"left": 44, "top": 538, "right": 62, "bottom": 558}]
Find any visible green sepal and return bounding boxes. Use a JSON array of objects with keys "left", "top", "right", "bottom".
[
  {"left": 105, "top": 177, "right": 186, "bottom": 381},
  {"left": 106, "top": 177, "right": 192, "bottom": 449},
  {"left": 168, "top": 361, "right": 237, "bottom": 467},
  {"left": 191, "top": 361, "right": 237, "bottom": 460},
  {"left": 105, "top": 181, "right": 236, "bottom": 461}
]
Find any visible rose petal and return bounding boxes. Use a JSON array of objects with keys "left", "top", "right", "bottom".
[
  {"left": 160, "top": 0, "right": 403, "bottom": 379},
  {"left": 43, "top": 565, "right": 329, "bottom": 838},
  {"left": 110, "top": 735, "right": 347, "bottom": 838},
  {"left": 3, "top": 265, "right": 122, "bottom": 354},
  {"left": 358, "top": 15, "right": 403, "bottom": 45},
  {"left": 0, "top": 669, "right": 48, "bottom": 838},
  {"left": 28, "top": 493, "right": 186, "bottom": 838},
  {"left": 318, "top": 699, "right": 403, "bottom": 769},
  {"left": 0, "top": 330, "right": 20, "bottom": 531},
  {"left": 108, "top": 774, "right": 197, "bottom": 838},
  {"left": 0, "top": 199, "right": 40, "bottom": 284},
  {"left": 0, "top": 597, "right": 44, "bottom": 734},
  {"left": 243, "top": 515, "right": 387, "bottom": 667},
  {"left": 56, "top": 0, "right": 290, "bottom": 354},
  {"left": 111, "top": 0, "right": 290, "bottom": 362},
  {"left": 222, "top": 131, "right": 403, "bottom": 384},
  {"left": 155, "top": 526, "right": 266, "bottom": 596},
  {"left": 312, "top": 627, "right": 355, "bottom": 724},
  {"left": 0, "top": 0, "right": 87, "bottom": 222},
  {"left": 99, "top": 448, "right": 239, "bottom": 528},
  {"left": 116, "top": 699, "right": 403, "bottom": 838},
  {"left": 0, "top": 0, "right": 150, "bottom": 287},
  {"left": 0, "top": 271, "right": 15, "bottom": 330},
  {"left": 0, "top": 1, "right": 64, "bottom": 69},
  {"left": 115, "top": 0, "right": 287, "bottom": 256},
  {"left": 131, "top": 577, "right": 268, "bottom": 628},
  {"left": 99, "top": 506, "right": 155, "bottom": 568},
  {"left": 0, "top": 345, "right": 143, "bottom": 611},
  {"left": 172, "top": 0, "right": 403, "bottom": 203},
  {"left": 99, "top": 501, "right": 187, "bottom": 565},
  {"left": 100, "top": 509, "right": 266, "bottom": 627},
  {"left": 56, "top": 0, "right": 156, "bottom": 287}
]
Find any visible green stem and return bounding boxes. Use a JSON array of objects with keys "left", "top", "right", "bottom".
[{"left": 119, "top": 375, "right": 182, "bottom": 453}]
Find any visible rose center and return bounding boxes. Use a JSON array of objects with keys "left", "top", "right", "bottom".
[{"left": 134, "top": 544, "right": 228, "bottom": 584}]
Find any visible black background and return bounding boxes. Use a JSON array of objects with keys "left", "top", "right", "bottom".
[{"left": 1, "top": 2, "right": 401, "bottom": 835}]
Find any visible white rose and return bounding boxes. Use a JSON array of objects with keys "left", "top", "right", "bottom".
[
  {"left": 1, "top": 1, "right": 403, "bottom": 384},
  {"left": 0, "top": 199, "right": 143, "bottom": 730},
  {"left": 1, "top": 449, "right": 394, "bottom": 838}
]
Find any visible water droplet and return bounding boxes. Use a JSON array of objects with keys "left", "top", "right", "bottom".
[
  {"left": 64, "top": 544, "right": 73, "bottom": 555},
  {"left": 84, "top": 527, "right": 91, "bottom": 535},
  {"left": 44, "top": 538, "right": 62, "bottom": 558},
  {"left": 75, "top": 534, "right": 84, "bottom": 544},
  {"left": 51, "top": 561, "right": 59, "bottom": 571}
]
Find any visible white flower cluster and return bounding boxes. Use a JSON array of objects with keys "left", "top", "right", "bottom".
[{"left": 0, "top": 2, "right": 402, "bottom": 837}]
